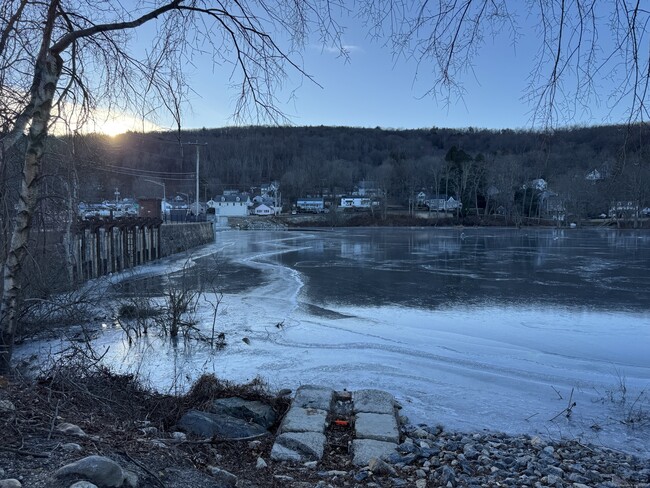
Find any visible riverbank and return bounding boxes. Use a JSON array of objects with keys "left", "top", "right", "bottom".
[
  {"left": 228, "top": 212, "right": 650, "bottom": 229},
  {"left": 1, "top": 365, "right": 648, "bottom": 488}
]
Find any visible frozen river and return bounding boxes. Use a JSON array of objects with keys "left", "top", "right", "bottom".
[{"left": 23, "top": 227, "right": 650, "bottom": 456}]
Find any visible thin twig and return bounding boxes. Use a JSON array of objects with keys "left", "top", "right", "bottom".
[
  {"left": 551, "top": 386, "right": 563, "bottom": 400},
  {"left": 0, "top": 445, "right": 50, "bottom": 458},
  {"left": 171, "top": 432, "right": 269, "bottom": 445},
  {"left": 48, "top": 399, "right": 60, "bottom": 440}
]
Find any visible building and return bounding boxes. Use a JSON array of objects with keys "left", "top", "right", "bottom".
[
  {"left": 340, "top": 197, "right": 372, "bottom": 209},
  {"left": 296, "top": 198, "right": 325, "bottom": 213},
  {"left": 354, "top": 180, "right": 382, "bottom": 197},
  {"left": 254, "top": 203, "right": 273, "bottom": 216},
  {"left": 207, "top": 194, "right": 251, "bottom": 217},
  {"left": 426, "top": 196, "right": 462, "bottom": 211}
]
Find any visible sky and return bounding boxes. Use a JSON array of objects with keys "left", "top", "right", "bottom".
[{"left": 94, "top": 2, "right": 639, "bottom": 135}]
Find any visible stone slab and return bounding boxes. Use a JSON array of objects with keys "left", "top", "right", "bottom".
[
  {"left": 352, "top": 439, "right": 398, "bottom": 466},
  {"left": 355, "top": 412, "right": 399, "bottom": 443},
  {"left": 293, "top": 385, "right": 334, "bottom": 411},
  {"left": 275, "top": 432, "right": 326, "bottom": 461},
  {"left": 353, "top": 389, "right": 395, "bottom": 414},
  {"left": 280, "top": 407, "right": 328, "bottom": 434}
]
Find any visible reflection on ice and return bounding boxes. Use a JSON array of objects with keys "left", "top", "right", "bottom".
[{"left": 17, "top": 228, "right": 650, "bottom": 457}]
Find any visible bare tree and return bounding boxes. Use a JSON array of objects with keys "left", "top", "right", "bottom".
[{"left": 0, "top": 0, "right": 338, "bottom": 372}]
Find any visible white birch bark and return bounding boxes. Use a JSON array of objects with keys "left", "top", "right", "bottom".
[{"left": 0, "top": 49, "right": 62, "bottom": 373}]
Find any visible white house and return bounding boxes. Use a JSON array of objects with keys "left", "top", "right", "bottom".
[
  {"left": 254, "top": 203, "right": 273, "bottom": 216},
  {"left": 340, "top": 197, "right": 372, "bottom": 209},
  {"left": 426, "top": 196, "right": 462, "bottom": 211},
  {"left": 207, "top": 194, "right": 250, "bottom": 217}
]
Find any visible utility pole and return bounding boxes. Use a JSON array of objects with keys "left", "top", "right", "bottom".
[
  {"left": 195, "top": 144, "right": 200, "bottom": 216},
  {"left": 182, "top": 142, "right": 207, "bottom": 216}
]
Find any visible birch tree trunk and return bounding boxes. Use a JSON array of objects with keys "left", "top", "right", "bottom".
[{"left": 0, "top": 49, "right": 62, "bottom": 373}]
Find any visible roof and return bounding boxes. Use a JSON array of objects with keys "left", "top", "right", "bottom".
[{"left": 212, "top": 194, "right": 249, "bottom": 203}]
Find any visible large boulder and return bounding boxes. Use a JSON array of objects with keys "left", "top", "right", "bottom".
[
  {"left": 209, "top": 397, "right": 277, "bottom": 429},
  {"left": 177, "top": 410, "right": 268, "bottom": 439}
]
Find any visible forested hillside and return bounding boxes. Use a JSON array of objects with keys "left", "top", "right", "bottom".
[{"left": 33, "top": 124, "right": 650, "bottom": 221}]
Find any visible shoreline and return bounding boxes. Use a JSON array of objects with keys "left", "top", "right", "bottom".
[
  {"left": 224, "top": 212, "right": 650, "bottom": 230},
  {"left": 1, "top": 368, "right": 649, "bottom": 488}
]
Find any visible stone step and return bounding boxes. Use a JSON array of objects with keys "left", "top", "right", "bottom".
[
  {"left": 271, "top": 385, "right": 400, "bottom": 467},
  {"left": 351, "top": 389, "right": 399, "bottom": 466}
]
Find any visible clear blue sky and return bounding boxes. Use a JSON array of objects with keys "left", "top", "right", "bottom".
[{"left": 138, "top": 3, "right": 635, "bottom": 132}]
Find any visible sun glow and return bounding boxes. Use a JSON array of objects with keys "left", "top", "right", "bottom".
[
  {"left": 52, "top": 106, "right": 163, "bottom": 136},
  {"left": 92, "top": 111, "right": 162, "bottom": 136}
]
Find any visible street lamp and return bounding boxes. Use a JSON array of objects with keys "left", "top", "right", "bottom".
[{"left": 143, "top": 179, "right": 166, "bottom": 201}]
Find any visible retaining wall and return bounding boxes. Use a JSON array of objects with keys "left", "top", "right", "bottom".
[{"left": 160, "top": 222, "right": 214, "bottom": 257}]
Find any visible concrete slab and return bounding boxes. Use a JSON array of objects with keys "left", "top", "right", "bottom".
[
  {"left": 280, "top": 407, "right": 328, "bottom": 434},
  {"left": 293, "top": 385, "right": 334, "bottom": 411},
  {"left": 355, "top": 412, "right": 399, "bottom": 443},
  {"left": 353, "top": 389, "right": 395, "bottom": 414},
  {"left": 275, "top": 432, "right": 326, "bottom": 461},
  {"left": 352, "top": 439, "right": 398, "bottom": 466}
]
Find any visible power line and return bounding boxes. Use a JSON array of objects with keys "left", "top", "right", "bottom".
[
  {"left": 102, "top": 163, "right": 196, "bottom": 177},
  {"left": 93, "top": 165, "right": 196, "bottom": 181}
]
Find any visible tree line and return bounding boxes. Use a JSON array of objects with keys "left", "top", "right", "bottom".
[{"left": 52, "top": 124, "right": 648, "bottom": 221}]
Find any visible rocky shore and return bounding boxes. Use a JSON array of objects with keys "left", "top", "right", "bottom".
[{"left": 1, "top": 374, "right": 648, "bottom": 488}]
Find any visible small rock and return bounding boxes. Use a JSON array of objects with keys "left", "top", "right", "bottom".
[
  {"left": 354, "top": 471, "right": 369, "bottom": 482},
  {"left": 150, "top": 439, "right": 167, "bottom": 448},
  {"left": 368, "top": 457, "right": 396, "bottom": 476},
  {"left": 411, "top": 428, "right": 429, "bottom": 439},
  {"left": 208, "top": 467, "right": 237, "bottom": 487},
  {"left": 547, "top": 474, "right": 561, "bottom": 485},
  {"left": 303, "top": 461, "right": 318, "bottom": 469},
  {"left": 69, "top": 482, "right": 99, "bottom": 488},
  {"left": 273, "top": 475, "right": 294, "bottom": 482},
  {"left": 0, "top": 400, "right": 16, "bottom": 413},
  {"left": 415, "top": 480, "right": 427, "bottom": 488},
  {"left": 57, "top": 422, "right": 87, "bottom": 437},
  {"left": 171, "top": 431, "right": 186, "bottom": 442},
  {"left": 0, "top": 480, "right": 22, "bottom": 488},
  {"left": 441, "top": 465, "right": 456, "bottom": 487},
  {"left": 256, "top": 457, "right": 268, "bottom": 469},
  {"left": 325, "top": 470, "right": 347, "bottom": 477},
  {"left": 248, "top": 440, "right": 262, "bottom": 450},
  {"left": 61, "top": 443, "right": 83, "bottom": 453}
]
